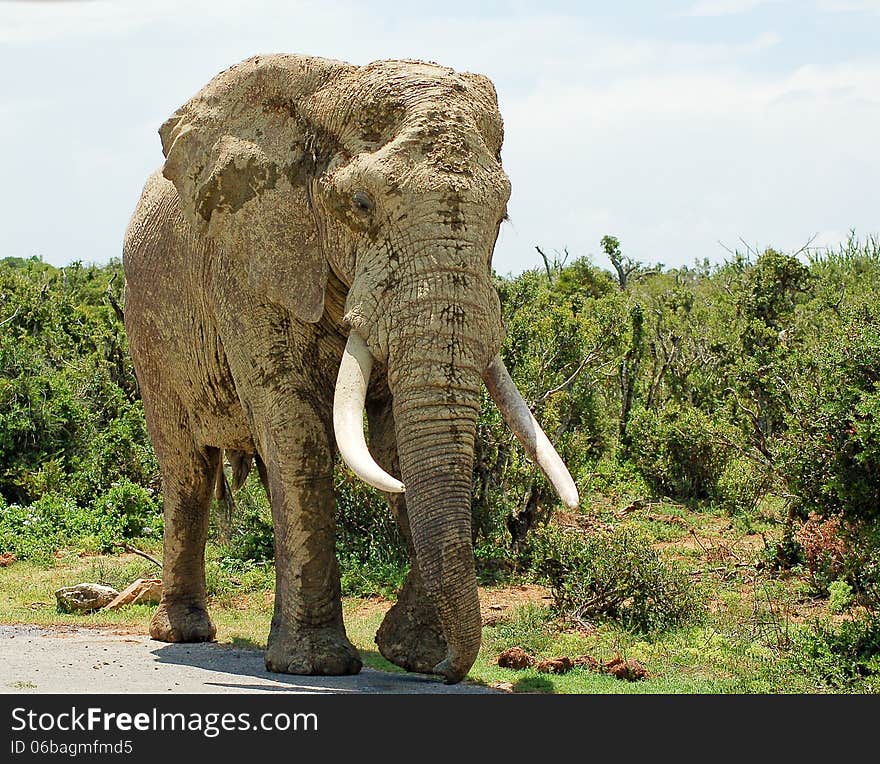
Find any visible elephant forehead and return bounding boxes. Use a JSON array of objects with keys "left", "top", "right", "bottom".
[
  {"left": 374, "top": 139, "right": 511, "bottom": 203},
  {"left": 357, "top": 59, "right": 465, "bottom": 98},
  {"left": 311, "top": 60, "right": 503, "bottom": 157}
]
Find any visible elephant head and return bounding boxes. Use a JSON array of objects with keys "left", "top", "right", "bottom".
[{"left": 159, "top": 54, "right": 578, "bottom": 682}]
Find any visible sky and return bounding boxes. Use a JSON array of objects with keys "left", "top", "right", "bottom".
[{"left": 0, "top": 0, "right": 878, "bottom": 276}]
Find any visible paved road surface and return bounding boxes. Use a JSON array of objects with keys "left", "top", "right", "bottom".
[{"left": 0, "top": 625, "right": 497, "bottom": 694}]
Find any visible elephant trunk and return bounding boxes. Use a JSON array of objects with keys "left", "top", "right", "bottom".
[{"left": 390, "top": 375, "right": 483, "bottom": 683}]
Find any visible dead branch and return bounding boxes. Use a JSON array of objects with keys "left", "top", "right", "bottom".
[
  {"left": 535, "top": 350, "right": 599, "bottom": 403},
  {"left": 106, "top": 273, "right": 125, "bottom": 324},
  {"left": 0, "top": 307, "right": 20, "bottom": 328},
  {"left": 113, "top": 542, "right": 162, "bottom": 568}
]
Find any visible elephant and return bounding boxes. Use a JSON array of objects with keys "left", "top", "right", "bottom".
[{"left": 122, "top": 53, "right": 578, "bottom": 684}]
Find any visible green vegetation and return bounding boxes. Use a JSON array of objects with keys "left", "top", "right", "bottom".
[
  {"left": 525, "top": 525, "right": 703, "bottom": 634},
  {"left": 2, "top": 234, "right": 880, "bottom": 693}
]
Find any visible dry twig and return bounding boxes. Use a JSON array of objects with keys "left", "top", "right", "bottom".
[{"left": 113, "top": 542, "right": 162, "bottom": 569}]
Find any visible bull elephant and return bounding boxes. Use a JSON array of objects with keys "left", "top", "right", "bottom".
[{"left": 122, "top": 54, "right": 578, "bottom": 683}]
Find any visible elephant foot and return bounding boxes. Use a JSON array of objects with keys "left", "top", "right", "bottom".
[
  {"left": 375, "top": 592, "right": 447, "bottom": 674},
  {"left": 149, "top": 600, "right": 216, "bottom": 643},
  {"left": 265, "top": 628, "right": 362, "bottom": 676}
]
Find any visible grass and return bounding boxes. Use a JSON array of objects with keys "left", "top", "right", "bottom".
[{"left": 0, "top": 497, "right": 875, "bottom": 693}]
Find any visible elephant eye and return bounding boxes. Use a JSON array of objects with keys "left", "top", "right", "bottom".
[{"left": 352, "top": 190, "right": 374, "bottom": 216}]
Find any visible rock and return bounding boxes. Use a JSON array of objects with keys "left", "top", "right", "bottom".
[
  {"left": 497, "top": 647, "right": 535, "bottom": 670},
  {"left": 573, "top": 654, "right": 600, "bottom": 671},
  {"left": 536, "top": 656, "right": 573, "bottom": 674},
  {"left": 103, "top": 579, "right": 163, "bottom": 610},
  {"left": 603, "top": 653, "right": 648, "bottom": 681},
  {"left": 55, "top": 584, "right": 119, "bottom": 613},
  {"left": 0, "top": 552, "right": 16, "bottom": 567}
]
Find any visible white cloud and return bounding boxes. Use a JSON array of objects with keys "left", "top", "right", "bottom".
[
  {"left": 683, "top": 0, "right": 781, "bottom": 16},
  {"left": 816, "top": 0, "right": 880, "bottom": 12},
  {"left": 0, "top": 1, "right": 155, "bottom": 43},
  {"left": 0, "top": 2, "right": 877, "bottom": 271},
  {"left": 498, "top": 52, "right": 880, "bottom": 270},
  {"left": 0, "top": 0, "right": 322, "bottom": 44}
]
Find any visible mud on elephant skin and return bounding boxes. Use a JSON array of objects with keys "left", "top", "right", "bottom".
[{"left": 123, "top": 53, "right": 578, "bottom": 684}]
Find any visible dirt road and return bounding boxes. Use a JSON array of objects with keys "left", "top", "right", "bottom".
[{"left": 0, "top": 625, "right": 497, "bottom": 694}]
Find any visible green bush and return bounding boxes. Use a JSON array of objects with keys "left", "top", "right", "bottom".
[
  {"left": 0, "top": 257, "right": 158, "bottom": 513},
  {"left": 220, "top": 505, "right": 274, "bottom": 565},
  {"left": 0, "top": 493, "right": 71, "bottom": 562},
  {"left": 792, "top": 615, "right": 880, "bottom": 689},
  {"left": 715, "top": 456, "right": 767, "bottom": 515},
  {"left": 627, "top": 404, "right": 730, "bottom": 502},
  {"left": 828, "top": 580, "right": 854, "bottom": 614},
  {"left": 0, "top": 482, "right": 159, "bottom": 561},
  {"left": 335, "top": 472, "right": 408, "bottom": 597},
  {"left": 777, "top": 312, "right": 880, "bottom": 524},
  {"left": 334, "top": 472, "right": 407, "bottom": 571},
  {"left": 339, "top": 560, "right": 407, "bottom": 599},
  {"left": 207, "top": 557, "right": 274, "bottom": 598},
  {"left": 83, "top": 480, "right": 161, "bottom": 549},
  {"left": 527, "top": 525, "right": 704, "bottom": 634}
]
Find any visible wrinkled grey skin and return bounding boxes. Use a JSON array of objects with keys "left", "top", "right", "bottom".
[{"left": 123, "top": 54, "right": 510, "bottom": 683}]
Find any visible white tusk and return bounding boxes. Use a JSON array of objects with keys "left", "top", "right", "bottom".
[
  {"left": 483, "top": 355, "right": 580, "bottom": 510},
  {"left": 333, "top": 332, "right": 405, "bottom": 494}
]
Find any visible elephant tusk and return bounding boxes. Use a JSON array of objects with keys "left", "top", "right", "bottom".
[
  {"left": 483, "top": 355, "right": 580, "bottom": 510},
  {"left": 334, "top": 332, "right": 406, "bottom": 494}
]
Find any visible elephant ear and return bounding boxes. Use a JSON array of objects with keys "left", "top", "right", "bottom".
[{"left": 159, "top": 54, "right": 355, "bottom": 322}]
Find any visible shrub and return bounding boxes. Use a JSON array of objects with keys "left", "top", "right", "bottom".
[
  {"left": 527, "top": 525, "right": 704, "bottom": 634},
  {"left": 207, "top": 557, "right": 274, "bottom": 598},
  {"left": 792, "top": 614, "right": 880, "bottom": 689},
  {"left": 828, "top": 580, "right": 854, "bottom": 614},
  {"left": 714, "top": 456, "right": 767, "bottom": 515},
  {"left": 838, "top": 525, "right": 880, "bottom": 612},
  {"left": 777, "top": 314, "right": 880, "bottom": 524},
  {"left": 334, "top": 472, "right": 407, "bottom": 570},
  {"left": 627, "top": 404, "right": 730, "bottom": 502},
  {"left": 795, "top": 513, "right": 848, "bottom": 596},
  {"left": 0, "top": 493, "right": 70, "bottom": 562},
  {"left": 85, "top": 480, "right": 161, "bottom": 548},
  {"left": 220, "top": 504, "right": 274, "bottom": 564},
  {"left": 339, "top": 560, "right": 407, "bottom": 599},
  {"left": 0, "top": 482, "right": 160, "bottom": 560}
]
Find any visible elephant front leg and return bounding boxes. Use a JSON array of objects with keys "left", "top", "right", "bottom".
[
  {"left": 366, "top": 397, "right": 448, "bottom": 673},
  {"left": 261, "top": 412, "right": 361, "bottom": 676}
]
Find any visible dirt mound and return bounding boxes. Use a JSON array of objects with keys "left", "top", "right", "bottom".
[
  {"left": 497, "top": 647, "right": 535, "bottom": 669},
  {"left": 495, "top": 648, "right": 648, "bottom": 682},
  {"left": 535, "top": 656, "right": 573, "bottom": 674},
  {"left": 603, "top": 653, "right": 648, "bottom": 681}
]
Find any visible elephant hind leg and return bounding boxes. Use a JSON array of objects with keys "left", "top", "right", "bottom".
[{"left": 143, "top": 393, "right": 219, "bottom": 643}]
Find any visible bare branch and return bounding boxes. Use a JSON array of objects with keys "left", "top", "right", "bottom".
[
  {"left": 535, "top": 351, "right": 599, "bottom": 404},
  {"left": 105, "top": 273, "right": 125, "bottom": 324},
  {"left": 0, "top": 307, "right": 20, "bottom": 328},
  {"left": 113, "top": 542, "right": 162, "bottom": 569},
  {"left": 535, "top": 246, "right": 554, "bottom": 284}
]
